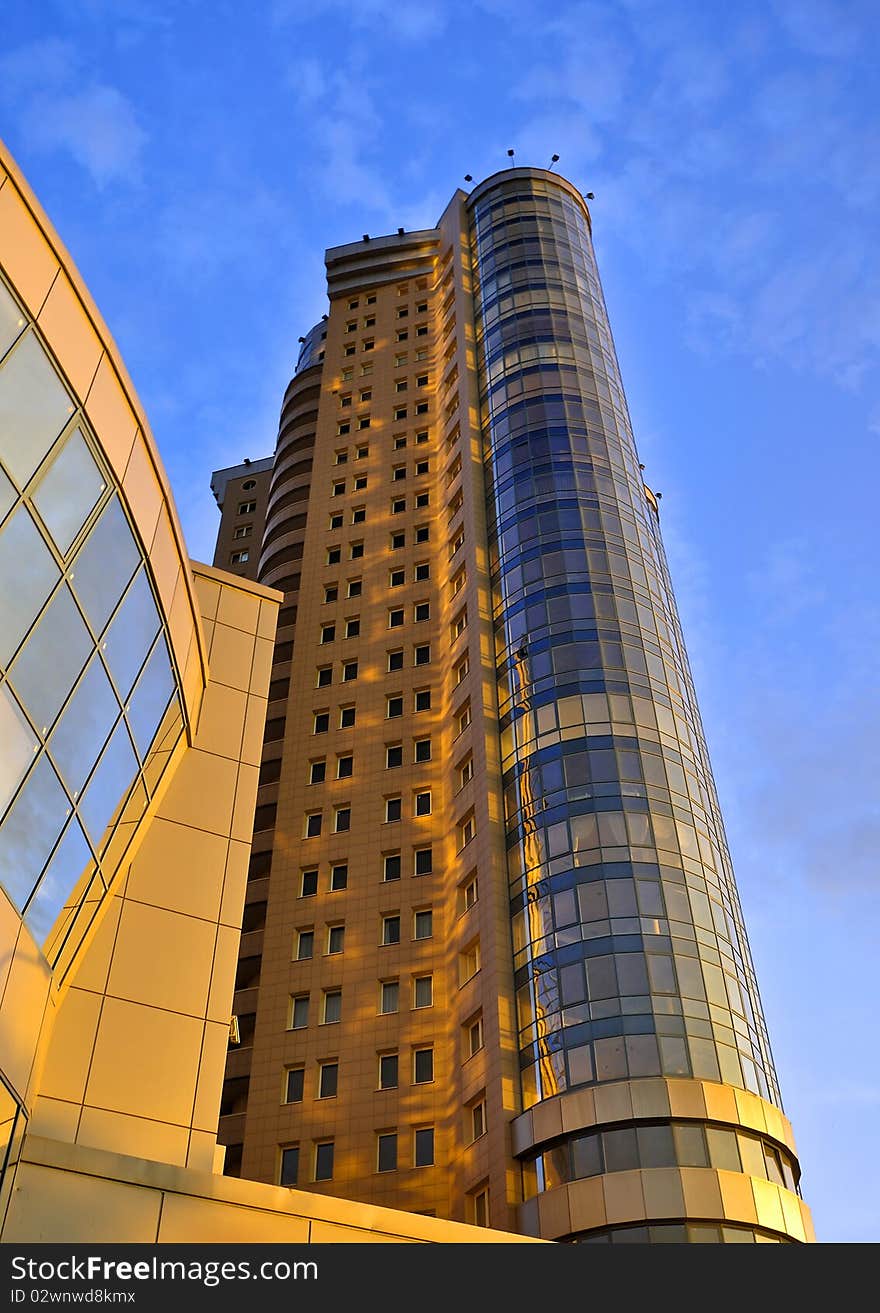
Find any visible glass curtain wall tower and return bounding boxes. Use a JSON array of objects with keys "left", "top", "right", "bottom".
[{"left": 213, "top": 167, "right": 812, "bottom": 1244}]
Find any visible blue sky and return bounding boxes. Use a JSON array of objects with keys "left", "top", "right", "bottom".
[{"left": 2, "top": 0, "right": 877, "bottom": 1242}]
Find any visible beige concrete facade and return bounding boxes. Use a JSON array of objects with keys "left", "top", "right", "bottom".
[{"left": 0, "top": 137, "right": 516, "bottom": 1246}]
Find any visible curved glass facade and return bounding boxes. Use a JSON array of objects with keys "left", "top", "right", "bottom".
[
  {"left": 469, "top": 171, "right": 780, "bottom": 1115},
  {"left": 0, "top": 274, "right": 184, "bottom": 968}
]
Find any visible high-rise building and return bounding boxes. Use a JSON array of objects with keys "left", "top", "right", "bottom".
[
  {"left": 212, "top": 167, "right": 813, "bottom": 1243},
  {"left": 0, "top": 135, "right": 525, "bottom": 1246}
]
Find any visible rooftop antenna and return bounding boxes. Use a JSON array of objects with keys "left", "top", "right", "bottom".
[
  {"left": 507, "top": 148, "right": 515, "bottom": 166},
  {"left": 464, "top": 174, "right": 473, "bottom": 183},
  {"left": 549, "top": 154, "right": 560, "bottom": 170}
]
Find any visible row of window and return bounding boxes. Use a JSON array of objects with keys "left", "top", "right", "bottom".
[
  {"left": 305, "top": 738, "right": 434, "bottom": 769},
  {"left": 330, "top": 487, "right": 432, "bottom": 515},
  {"left": 341, "top": 323, "right": 429, "bottom": 358},
  {"left": 284, "top": 1047, "right": 438, "bottom": 1101},
  {"left": 325, "top": 523, "right": 430, "bottom": 564},
  {"left": 312, "top": 685, "right": 467, "bottom": 735},
  {"left": 318, "top": 601, "right": 431, "bottom": 642},
  {"left": 279, "top": 1127, "right": 435, "bottom": 1187}
]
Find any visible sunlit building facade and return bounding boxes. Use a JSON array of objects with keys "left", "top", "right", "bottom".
[
  {"left": 214, "top": 167, "right": 814, "bottom": 1243},
  {"left": 0, "top": 137, "right": 520, "bottom": 1245}
]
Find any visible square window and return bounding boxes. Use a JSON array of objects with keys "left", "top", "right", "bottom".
[
  {"left": 366, "top": 294, "right": 376, "bottom": 305},
  {"left": 382, "top": 915, "right": 401, "bottom": 945},
  {"left": 329, "top": 515, "right": 343, "bottom": 531},
  {"left": 414, "top": 690, "right": 431, "bottom": 712},
  {"left": 310, "top": 761, "right": 326, "bottom": 785},
  {"left": 314, "top": 712, "right": 330, "bottom": 734},
  {"left": 460, "top": 940, "right": 480, "bottom": 983},
  {"left": 364, "top": 315, "right": 376, "bottom": 328},
  {"left": 327, "top": 925, "right": 345, "bottom": 955},
  {"left": 393, "top": 465, "right": 407, "bottom": 481},
  {"left": 416, "top": 302, "right": 428, "bottom": 314},
  {"left": 414, "top": 909, "right": 433, "bottom": 940},
  {"left": 386, "top": 744, "right": 403, "bottom": 769},
  {"left": 396, "top": 329, "right": 408, "bottom": 342},
  {"left": 347, "top": 299, "right": 359, "bottom": 310},
  {"left": 323, "top": 991, "right": 342, "bottom": 1024},
  {"left": 414, "top": 975, "right": 433, "bottom": 1008},
  {"left": 387, "top": 695, "right": 404, "bottom": 718},
  {"left": 358, "top": 416, "right": 371, "bottom": 430},
  {"left": 472, "top": 1188, "right": 489, "bottom": 1228},
  {"left": 390, "top": 568, "right": 405, "bottom": 587},
  {"left": 345, "top": 617, "right": 360, "bottom": 638},
  {"left": 389, "top": 608, "right": 404, "bottom": 628},
  {"left": 354, "top": 475, "right": 367, "bottom": 490},
  {"left": 455, "top": 655, "right": 470, "bottom": 685},
  {"left": 280, "top": 1146, "right": 300, "bottom": 1185},
  {"left": 392, "top": 497, "right": 406, "bottom": 514},
  {"left": 395, "top": 379, "right": 408, "bottom": 393},
  {"left": 335, "top": 450, "right": 348, "bottom": 465},
  {"left": 318, "top": 1062, "right": 338, "bottom": 1099},
  {"left": 391, "top": 531, "right": 406, "bottom": 550},
  {"left": 350, "top": 542, "right": 364, "bottom": 559},
  {"left": 416, "top": 429, "right": 429, "bottom": 444},
  {"left": 385, "top": 797, "right": 402, "bottom": 824},
  {"left": 327, "top": 547, "right": 341, "bottom": 565},
  {"left": 394, "top": 407, "right": 407, "bottom": 421},
  {"left": 414, "top": 739, "right": 432, "bottom": 763},
  {"left": 415, "top": 563, "right": 430, "bottom": 582},
  {"left": 394, "top": 435, "right": 407, "bottom": 450},
  {"left": 397, "top": 307, "right": 409, "bottom": 319},
  {"left": 337, "top": 755, "right": 353, "bottom": 779},
  {"left": 356, "top": 446, "right": 369, "bottom": 459},
  {"left": 388, "top": 649, "right": 404, "bottom": 672},
  {"left": 351, "top": 506, "right": 366, "bottom": 524},
  {"left": 380, "top": 980, "right": 399, "bottom": 1014},
  {"left": 348, "top": 579, "right": 362, "bottom": 597},
  {"left": 230, "top": 550, "right": 249, "bottom": 564},
  {"left": 414, "top": 1127, "right": 434, "bottom": 1166},
  {"left": 324, "top": 585, "right": 338, "bottom": 604},
  {"left": 339, "top": 706, "right": 356, "bottom": 728},
  {"left": 363, "top": 339, "right": 374, "bottom": 351},
  {"left": 416, "top": 324, "right": 428, "bottom": 338},
  {"left": 415, "top": 525, "right": 429, "bottom": 543},
  {"left": 384, "top": 853, "right": 401, "bottom": 881},
  {"left": 394, "top": 352, "right": 408, "bottom": 367},
  {"left": 414, "top": 1048, "right": 434, "bottom": 1083},
  {"left": 459, "top": 755, "right": 474, "bottom": 788},
  {"left": 415, "top": 602, "right": 430, "bottom": 622},
  {"left": 471, "top": 1100, "right": 486, "bottom": 1141},
  {"left": 457, "top": 703, "right": 472, "bottom": 735},
  {"left": 305, "top": 813, "right": 323, "bottom": 838},
  {"left": 314, "top": 1142, "right": 334, "bottom": 1181},
  {"left": 417, "top": 373, "right": 429, "bottom": 387},
  {"left": 330, "top": 863, "right": 348, "bottom": 891},
  {"left": 360, "top": 359, "right": 372, "bottom": 373},
  {"left": 337, "top": 422, "right": 351, "bottom": 437},
  {"left": 344, "top": 344, "right": 356, "bottom": 357},
  {"left": 334, "top": 807, "right": 351, "bottom": 833},
  {"left": 285, "top": 1068, "right": 304, "bottom": 1102},
  {"left": 415, "top": 791, "right": 432, "bottom": 816},
  {"left": 321, "top": 624, "right": 336, "bottom": 644},
  {"left": 414, "top": 846, "right": 433, "bottom": 875},
  {"left": 345, "top": 321, "right": 357, "bottom": 333},
  {"left": 459, "top": 814, "right": 475, "bottom": 847},
  {"left": 301, "top": 870, "right": 319, "bottom": 901},
  {"left": 461, "top": 874, "right": 478, "bottom": 910},
  {"left": 296, "top": 930, "right": 314, "bottom": 961},
  {"left": 379, "top": 1054, "right": 398, "bottom": 1090},
  {"left": 377, "top": 1132, "right": 397, "bottom": 1173},
  {"left": 414, "top": 644, "right": 431, "bottom": 666},
  {"left": 416, "top": 491, "right": 429, "bottom": 507},
  {"left": 332, "top": 481, "right": 345, "bottom": 497},
  {"left": 233, "top": 524, "right": 251, "bottom": 540},
  {"left": 415, "top": 348, "right": 428, "bottom": 361},
  {"left": 341, "top": 367, "right": 354, "bottom": 381},
  {"left": 291, "top": 994, "right": 309, "bottom": 1028},
  {"left": 416, "top": 460, "right": 429, "bottom": 476}
]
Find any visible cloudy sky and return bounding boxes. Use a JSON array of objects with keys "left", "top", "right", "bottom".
[{"left": 2, "top": 0, "right": 877, "bottom": 1241}]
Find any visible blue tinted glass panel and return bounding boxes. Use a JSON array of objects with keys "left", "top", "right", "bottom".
[
  {"left": 0, "top": 504, "right": 61, "bottom": 665},
  {"left": 69, "top": 498, "right": 140, "bottom": 636},
  {"left": 0, "top": 331, "right": 75, "bottom": 490},
  {"left": 24, "top": 819, "right": 92, "bottom": 944},
  {"left": 0, "top": 280, "right": 26, "bottom": 363},
  {"left": 49, "top": 654, "right": 119, "bottom": 798},
  {"left": 102, "top": 568, "right": 160, "bottom": 701},
  {"left": 79, "top": 719, "right": 138, "bottom": 848},
  {"left": 0, "top": 755, "right": 70, "bottom": 911},
  {"left": 0, "top": 684, "right": 38, "bottom": 817},
  {"left": 10, "top": 584, "right": 93, "bottom": 735},
  {"left": 33, "top": 429, "right": 106, "bottom": 555},
  {"left": 127, "top": 637, "right": 174, "bottom": 761}
]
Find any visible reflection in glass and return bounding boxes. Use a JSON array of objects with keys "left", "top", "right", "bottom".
[
  {"left": 49, "top": 654, "right": 118, "bottom": 798},
  {"left": 0, "top": 684, "right": 37, "bottom": 818},
  {"left": 33, "top": 429, "right": 106, "bottom": 555},
  {"left": 24, "top": 818, "right": 92, "bottom": 944},
  {"left": 0, "top": 279, "right": 26, "bottom": 363},
  {"left": 0, "top": 755, "right": 70, "bottom": 912},
  {"left": 9, "top": 584, "right": 92, "bottom": 735},
  {"left": 0, "top": 504, "right": 61, "bottom": 664},
  {"left": 79, "top": 719, "right": 138, "bottom": 849},
  {"left": 102, "top": 568, "right": 160, "bottom": 701},
  {"left": 0, "top": 330, "right": 74, "bottom": 490},
  {"left": 69, "top": 498, "right": 140, "bottom": 637},
  {"left": 126, "top": 637, "right": 174, "bottom": 761}
]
